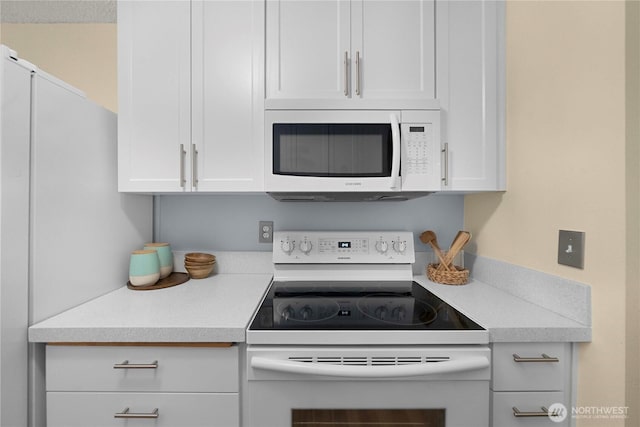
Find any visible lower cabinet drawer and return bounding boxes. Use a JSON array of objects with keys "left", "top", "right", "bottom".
[
  {"left": 492, "top": 343, "right": 567, "bottom": 391},
  {"left": 46, "top": 345, "right": 238, "bottom": 392},
  {"left": 47, "top": 392, "right": 239, "bottom": 427},
  {"left": 492, "top": 391, "right": 568, "bottom": 427}
]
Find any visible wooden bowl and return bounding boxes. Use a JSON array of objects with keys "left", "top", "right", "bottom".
[
  {"left": 185, "top": 264, "right": 214, "bottom": 279},
  {"left": 184, "top": 259, "right": 216, "bottom": 267},
  {"left": 184, "top": 252, "right": 215, "bottom": 263}
]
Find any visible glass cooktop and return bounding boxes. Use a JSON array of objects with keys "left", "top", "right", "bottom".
[{"left": 249, "top": 280, "right": 484, "bottom": 332}]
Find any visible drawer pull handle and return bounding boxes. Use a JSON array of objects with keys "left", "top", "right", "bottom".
[
  {"left": 114, "top": 407, "right": 159, "bottom": 419},
  {"left": 512, "top": 406, "right": 550, "bottom": 418},
  {"left": 513, "top": 353, "right": 559, "bottom": 363},
  {"left": 113, "top": 360, "right": 158, "bottom": 369}
]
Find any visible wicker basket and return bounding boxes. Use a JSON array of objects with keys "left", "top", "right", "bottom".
[{"left": 426, "top": 263, "right": 469, "bottom": 285}]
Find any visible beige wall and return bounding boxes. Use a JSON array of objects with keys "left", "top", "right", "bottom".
[
  {"left": 0, "top": 24, "right": 117, "bottom": 112},
  {"left": 625, "top": 1, "right": 640, "bottom": 426},
  {"left": 465, "top": 1, "right": 637, "bottom": 426}
]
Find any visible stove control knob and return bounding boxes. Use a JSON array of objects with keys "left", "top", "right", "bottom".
[
  {"left": 375, "top": 306, "right": 388, "bottom": 321},
  {"left": 300, "top": 305, "right": 313, "bottom": 320},
  {"left": 375, "top": 240, "right": 389, "bottom": 254},
  {"left": 392, "top": 306, "right": 406, "bottom": 321},
  {"left": 299, "top": 240, "right": 313, "bottom": 255},
  {"left": 280, "top": 239, "right": 295, "bottom": 255},
  {"left": 281, "top": 306, "right": 295, "bottom": 321},
  {"left": 393, "top": 240, "right": 407, "bottom": 254}
]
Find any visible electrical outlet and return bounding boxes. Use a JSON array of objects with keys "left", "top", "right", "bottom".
[
  {"left": 259, "top": 221, "right": 273, "bottom": 243},
  {"left": 558, "top": 230, "right": 585, "bottom": 269}
]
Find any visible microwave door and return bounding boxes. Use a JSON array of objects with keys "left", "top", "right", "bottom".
[{"left": 271, "top": 123, "right": 398, "bottom": 192}]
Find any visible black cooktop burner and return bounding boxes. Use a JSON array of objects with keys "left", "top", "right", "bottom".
[{"left": 249, "top": 281, "right": 484, "bottom": 331}]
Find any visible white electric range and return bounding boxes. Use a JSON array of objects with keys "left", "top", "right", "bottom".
[{"left": 244, "top": 231, "right": 491, "bottom": 427}]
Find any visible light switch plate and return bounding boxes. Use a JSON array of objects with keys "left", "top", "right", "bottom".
[{"left": 558, "top": 230, "right": 585, "bottom": 269}]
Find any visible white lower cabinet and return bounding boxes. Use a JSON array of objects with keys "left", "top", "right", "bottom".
[
  {"left": 47, "top": 392, "right": 238, "bottom": 427},
  {"left": 492, "top": 392, "right": 566, "bottom": 427},
  {"left": 46, "top": 345, "right": 239, "bottom": 427},
  {"left": 491, "top": 343, "right": 571, "bottom": 427}
]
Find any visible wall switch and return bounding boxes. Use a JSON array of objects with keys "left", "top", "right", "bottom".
[
  {"left": 558, "top": 230, "right": 585, "bottom": 269},
  {"left": 259, "top": 221, "right": 273, "bottom": 244}
]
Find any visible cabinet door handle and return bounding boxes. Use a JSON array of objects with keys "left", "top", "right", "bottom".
[
  {"left": 512, "top": 407, "right": 550, "bottom": 418},
  {"left": 114, "top": 407, "right": 159, "bottom": 419},
  {"left": 192, "top": 143, "right": 198, "bottom": 189},
  {"left": 179, "top": 144, "right": 186, "bottom": 188},
  {"left": 344, "top": 51, "right": 349, "bottom": 96},
  {"left": 513, "top": 353, "right": 559, "bottom": 363},
  {"left": 355, "top": 51, "right": 361, "bottom": 96},
  {"left": 441, "top": 143, "right": 449, "bottom": 186},
  {"left": 113, "top": 360, "right": 158, "bottom": 369}
]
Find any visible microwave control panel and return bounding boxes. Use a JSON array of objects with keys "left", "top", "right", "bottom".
[
  {"left": 403, "top": 125, "right": 432, "bottom": 175},
  {"left": 400, "top": 110, "right": 441, "bottom": 191}
]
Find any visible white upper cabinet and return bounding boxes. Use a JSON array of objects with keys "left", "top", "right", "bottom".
[
  {"left": 192, "top": 0, "right": 264, "bottom": 192},
  {"left": 265, "top": 0, "right": 436, "bottom": 104},
  {"left": 118, "top": 1, "right": 191, "bottom": 192},
  {"left": 266, "top": 0, "right": 350, "bottom": 100},
  {"left": 353, "top": 0, "right": 435, "bottom": 100},
  {"left": 437, "top": 1, "right": 506, "bottom": 191},
  {"left": 118, "top": 0, "right": 264, "bottom": 193},
  {"left": 118, "top": 0, "right": 504, "bottom": 194}
]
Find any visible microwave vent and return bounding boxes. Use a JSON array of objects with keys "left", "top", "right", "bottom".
[{"left": 267, "top": 192, "right": 433, "bottom": 202}]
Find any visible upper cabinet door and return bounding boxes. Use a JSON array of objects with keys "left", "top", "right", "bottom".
[
  {"left": 266, "top": 0, "right": 436, "bottom": 105},
  {"left": 266, "top": 0, "right": 351, "bottom": 100},
  {"left": 192, "top": 0, "right": 265, "bottom": 191},
  {"left": 118, "top": 0, "right": 191, "bottom": 192},
  {"left": 437, "top": 1, "right": 506, "bottom": 191},
  {"left": 352, "top": 0, "right": 435, "bottom": 100}
]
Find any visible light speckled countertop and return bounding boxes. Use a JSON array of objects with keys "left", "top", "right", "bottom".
[
  {"left": 413, "top": 276, "right": 591, "bottom": 342},
  {"left": 28, "top": 274, "right": 272, "bottom": 343},
  {"left": 28, "top": 251, "right": 591, "bottom": 344}
]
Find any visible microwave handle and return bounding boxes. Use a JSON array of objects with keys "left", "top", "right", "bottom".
[{"left": 389, "top": 114, "right": 401, "bottom": 190}]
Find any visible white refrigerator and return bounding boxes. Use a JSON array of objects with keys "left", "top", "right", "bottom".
[{"left": 0, "top": 46, "right": 153, "bottom": 426}]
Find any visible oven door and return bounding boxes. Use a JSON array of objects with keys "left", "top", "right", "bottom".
[
  {"left": 265, "top": 110, "right": 401, "bottom": 192},
  {"left": 244, "top": 346, "right": 491, "bottom": 427}
]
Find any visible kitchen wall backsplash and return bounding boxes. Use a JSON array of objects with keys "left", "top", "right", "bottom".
[{"left": 155, "top": 194, "right": 464, "bottom": 252}]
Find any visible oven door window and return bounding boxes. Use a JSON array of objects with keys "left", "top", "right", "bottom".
[
  {"left": 273, "top": 124, "right": 392, "bottom": 177},
  {"left": 292, "top": 409, "right": 445, "bottom": 427}
]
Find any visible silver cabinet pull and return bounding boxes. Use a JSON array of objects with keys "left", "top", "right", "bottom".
[
  {"left": 113, "top": 360, "right": 158, "bottom": 369},
  {"left": 355, "top": 51, "right": 361, "bottom": 96},
  {"left": 192, "top": 143, "right": 198, "bottom": 189},
  {"left": 512, "top": 407, "right": 550, "bottom": 418},
  {"left": 114, "top": 407, "right": 159, "bottom": 419},
  {"left": 344, "top": 51, "right": 349, "bottom": 96},
  {"left": 179, "top": 144, "right": 186, "bottom": 188},
  {"left": 441, "top": 143, "right": 449, "bottom": 186},
  {"left": 513, "top": 353, "right": 559, "bottom": 363}
]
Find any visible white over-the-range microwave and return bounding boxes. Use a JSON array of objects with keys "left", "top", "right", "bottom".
[{"left": 265, "top": 109, "right": 441, "bottom": 201}]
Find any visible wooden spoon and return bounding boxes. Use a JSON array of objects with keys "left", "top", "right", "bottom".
[
  {"left": 437, "top": 231, "right": 471, "bottom": 271},
  {"left": 419, "top": 230, "right": 451, "bottom": 271}
]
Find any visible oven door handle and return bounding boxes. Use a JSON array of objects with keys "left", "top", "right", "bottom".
[{"left": 251, "top": 355, "right": 489, "bottom": 378}]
